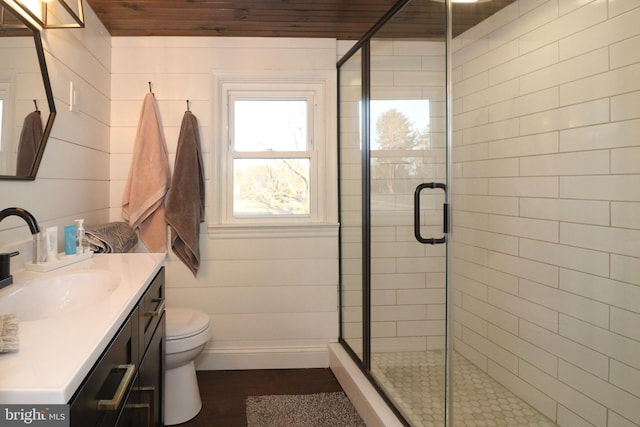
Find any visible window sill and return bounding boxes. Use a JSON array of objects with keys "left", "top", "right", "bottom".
[{"left": 207, "top": 222, "right": 339, "bottom": 239}]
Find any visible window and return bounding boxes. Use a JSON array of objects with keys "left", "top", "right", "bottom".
[
  {"left": 231, "top": 97, "right": 313, "bottom": 217},
  {"left": 0, "top": 82, "right": 10, "bottom": 151},
  {"left": 212, "top": 72, "right": 337, "bottom": 231},
  {"left": 0, "top": 99, "right": 4, "bottom": 149}
]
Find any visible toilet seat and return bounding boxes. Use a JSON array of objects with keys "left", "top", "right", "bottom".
[{"left": 166, "top": 307, "right": 210, "bottom": 340}]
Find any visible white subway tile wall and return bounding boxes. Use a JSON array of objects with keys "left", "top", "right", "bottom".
[
  {"left": 452, "top": 1, "right": 640, "bottom": 425},
  {"left": 367, "top": 38, "right": 448, "bottom": 355}
]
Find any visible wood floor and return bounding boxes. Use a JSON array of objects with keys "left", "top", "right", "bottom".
[{"left": 178, "top": 368, "right": 345, "bottom": 426}]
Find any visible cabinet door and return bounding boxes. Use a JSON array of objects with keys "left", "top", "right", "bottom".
[
  {"left": 120, "top": 274, "right": 166, "bottom": 427},
  {"left": 141, "top": 268, "right": 164, "bottom": 351},
  {"left": 113, "top": 377, "right": 139, "bottom": 427},
  {"left": 137, "top": 314, "right": 165, "bottom": 427}
]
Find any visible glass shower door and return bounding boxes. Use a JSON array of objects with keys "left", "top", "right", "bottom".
[
  {"left": 368, "top": 5, "right": 448, "bottom": 423},
  {"left": 339, "top": 48, "right": 364, "bottom": 361}
]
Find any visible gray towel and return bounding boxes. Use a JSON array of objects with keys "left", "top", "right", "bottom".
[
  {"left": 165, "top": 111, "right": 205, "bottom": 276},
  {"left": 16, "top": 110, "right": 42, "bottom": 176},
  {"left": 84, "top": 222, "right": 138, "bottom": 253}
]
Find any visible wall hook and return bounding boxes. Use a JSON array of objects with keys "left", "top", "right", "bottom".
[
  {"left": 33, "top": 100, "right": 39, "bottom": 112},
  {"left": 148, "top": 81, "right": 153, "bottom": 94},
  {"left": 186, "top": 100, "right": 190, "bottom": 112}
]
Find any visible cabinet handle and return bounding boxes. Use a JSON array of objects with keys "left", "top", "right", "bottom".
[
  {"left": 133, "top": 386, "right": 156, "bottom": 427},
  {"left": 146, "top": 298, "right": 165, "bottom": 317},
  {"left": 97, "top": 364, "right": 136, "bottom": 410},
  {"left": 126, "top": 403, "right": 151, "bottom": 427}
]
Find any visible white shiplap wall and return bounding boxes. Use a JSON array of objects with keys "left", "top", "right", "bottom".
[
  {"left": 109, "top": 37, "right": 340, "bottom": 369},
  {"left": 452, "top": 1, "right": 640, "bottom": 426},
  {"left": 0, "top": 7, "right": 111, "bottom": 265}
]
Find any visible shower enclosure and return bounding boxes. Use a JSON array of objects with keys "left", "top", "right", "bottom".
[{"left": 337, "top": 0, "right": 640, "bottom": 426}]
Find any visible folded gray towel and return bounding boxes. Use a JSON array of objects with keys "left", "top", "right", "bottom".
[{"left": 84, "top": 222, "right": 138, "bottom": 253}]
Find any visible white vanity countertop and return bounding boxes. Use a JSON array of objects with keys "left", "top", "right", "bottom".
[{"left": 0, "top": 253, "right": 166, "bottom": 404}]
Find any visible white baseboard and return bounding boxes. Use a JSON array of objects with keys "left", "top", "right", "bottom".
[
  {"left": 194, "top": 345, "right": 330, "bottom": 370},
  {"left": 328, "top": 343, "right": 404, "bottom": 427}
]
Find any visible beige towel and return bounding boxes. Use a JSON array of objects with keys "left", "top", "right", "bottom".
[
  {"left": 122, "top": 93, "right": 171, "bottom": 253},
  {"left": 16, "top": 110, "right": 42, "bottom": 176},
  {"left": 166, "top": 111, "right": 205, "bottom": 276}
]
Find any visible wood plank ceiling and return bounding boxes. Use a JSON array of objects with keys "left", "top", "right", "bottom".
[{"left": 86, "top": 0, "right": 516, "bottom": 39}]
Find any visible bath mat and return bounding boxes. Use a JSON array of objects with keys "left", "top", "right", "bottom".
[{"left": 246, "top": 391, "right": 366, "bottom": 427}]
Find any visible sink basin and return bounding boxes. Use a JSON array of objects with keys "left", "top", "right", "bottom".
[{"left": 0, "top": 270, "right": 120, "bottom": 321}]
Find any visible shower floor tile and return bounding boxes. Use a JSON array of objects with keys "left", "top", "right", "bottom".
[{"left": 372, "top": 351, "right": 558, "bottom": 427}]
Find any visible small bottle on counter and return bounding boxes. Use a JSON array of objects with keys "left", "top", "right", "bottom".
[
  {"left": 46, "top": 226, "right": 58, "bottom": 262},
  {"left": 75, "top": 219, "right": 86, "bottom": 254},
  {"left": 64, "top": 224, "right": 77, "bottom": 255}
]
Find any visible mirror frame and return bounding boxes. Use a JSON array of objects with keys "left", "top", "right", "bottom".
[{"left": 0, "top": 2, "right": 56, "bottom": 180}]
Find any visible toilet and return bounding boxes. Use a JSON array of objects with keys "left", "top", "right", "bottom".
[{"left": 164, "top": 307, "right": 211, "bottom": 425}]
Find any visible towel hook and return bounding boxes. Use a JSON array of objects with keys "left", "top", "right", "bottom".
[
  {"left": 186, "top": 100, "right": 190, "bottom": 112},
  {"left": 33, "top": 99, "right": 39, "bottom": 112},
  {"left": 148, "top": 81, "right": 153, "bottom": 94}
]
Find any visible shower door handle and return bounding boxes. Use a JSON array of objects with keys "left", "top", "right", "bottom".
[{"left": 414, "top": 182, "right": 448, "bottom": 245}]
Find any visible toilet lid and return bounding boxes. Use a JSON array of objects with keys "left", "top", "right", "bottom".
[{"left": 165, "top": 307, "right": 210, "bottom": 340}]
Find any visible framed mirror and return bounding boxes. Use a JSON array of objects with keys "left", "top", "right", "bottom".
[{"left": 0, "top": 3, "right": 56, "bottom": 180}]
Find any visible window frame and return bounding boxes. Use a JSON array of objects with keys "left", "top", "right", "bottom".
[
  {"left": 0, "top": 79, "right": 14, "bottom": 152},
  {"left": 210, "top": 71, "right": 338, "bottom": 235},
  {"left": 228, "top": 92, "right": 316, "bottom": 220}
]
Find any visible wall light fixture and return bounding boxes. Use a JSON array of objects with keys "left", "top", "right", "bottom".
[{"left": 0, "top": 0, "right": 83, "bottom": 29}]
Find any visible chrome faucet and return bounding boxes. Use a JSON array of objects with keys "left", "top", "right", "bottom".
[{"left": 0, "top": 207, "right": 41, "bottom": 267}]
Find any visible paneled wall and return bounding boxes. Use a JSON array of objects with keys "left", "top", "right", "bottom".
[
  {"left": 451, "top": 1, "right": 640, "bottom": 425},
  {"left": 110, "top": 37, "right": 340, "bottom": 369},
  {"left": 0, "top": 8, "right": 111, "bottom": 263}
]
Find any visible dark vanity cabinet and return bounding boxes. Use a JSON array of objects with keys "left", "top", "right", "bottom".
[
  {"left": 128, "top": 267, "right": 166, "bottom": 427},
  {"left": 70, "top": 267, "right": 165, "bottom": 427}
]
